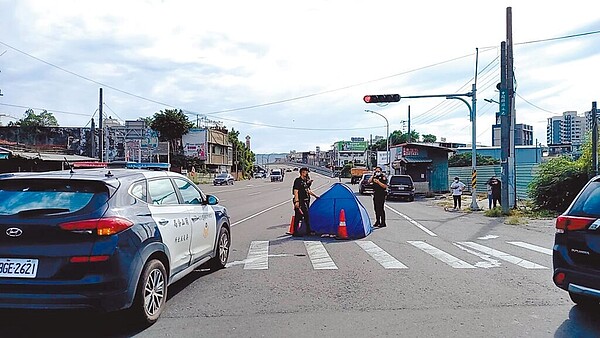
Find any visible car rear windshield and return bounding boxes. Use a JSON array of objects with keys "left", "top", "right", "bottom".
[
  {"left": 390, "top": 176, "right": 413, "bottom": 185},
  {"left": 0, "top": 179, "right": 108, "bottom": 216},
  {"left": 216, "top": 173, "right": 228, "bottom": 178},
  {"left": 569, "top": 181, "right": 600, "bottom": 218}
]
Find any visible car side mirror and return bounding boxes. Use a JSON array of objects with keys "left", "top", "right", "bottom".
[{"left": 206, "top": 195, "right": 219, "bottom": 205}]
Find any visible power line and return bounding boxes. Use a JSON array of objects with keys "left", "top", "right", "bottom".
[
  {"left": 515, "top": 29, "right": 600, "bottom": 46},
  {"left": 0, "top": 39, "right": 490, "bottom": 117},
  {"left": 515, "top": 93, "right": 557, "bottom": 115},
  {"left": 0, "top": 102, "right": 94, "bottom": 117},
  {"left": 1, "top": 27, "right": 596, "bottom": 129}
]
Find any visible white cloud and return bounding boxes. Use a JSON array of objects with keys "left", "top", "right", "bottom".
[{"left": 0, "top": 0, "right": 599, "bottom": 153}]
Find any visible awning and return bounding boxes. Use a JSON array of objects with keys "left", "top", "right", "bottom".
[
  {"left": 397, "top": 158, "right": 432, "bottom": 164},
  {"left": 10, "top": 151, "right": 98, "bottom": 162}
]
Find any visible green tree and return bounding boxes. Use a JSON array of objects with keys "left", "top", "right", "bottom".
[
  {"left": 422, "top": 134, "right": 437, "bottom": 143},
  {"left": 17, "top": 109, "right": 58, "bottom": 127},
  {"left": 448, "top": 153, "right": 500, "bottom": 167},
  {"left": 228, "top": 128, "right": 255, "bottom": 179},
  {"left": 389, "top": 130, "right": 420, "bottom": 145},
  {"left": 150, "top": 109, "right": 193, "bottom": 153},
  {"left": 138, "top": 116, "right": 154, "bottom": 127},
  {"left": 13, "top": 109, "right": 59, "bottom": 144}
]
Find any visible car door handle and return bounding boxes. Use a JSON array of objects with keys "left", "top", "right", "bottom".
[
  {"left": 191, "top": 216, "right": 200, "bottom": 222},
  {"left": 158, "top": 219, "right": 169, "bottom": 225}
]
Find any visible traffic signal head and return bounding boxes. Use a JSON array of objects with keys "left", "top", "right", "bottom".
[{"left": 363, "top": 94, "right": 400, "bottom": 104}]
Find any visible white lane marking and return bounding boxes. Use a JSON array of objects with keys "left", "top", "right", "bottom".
[
  {"left": 385, "top": 206, "right": 437, "bottom": 237},
  {"left": 453, "top": 242, "right": 501, "bottom": 268},
  {"left": 356, "top": 241, "right": 408, "bottom": 269},
  {"left": 477, "top": 235, "right": 499, "bottom": 240},
  {"left": 226, "top": 254, "right": 289, "bottom": 268},
  {"left": 231, "top": 199, "right": 290, "bottom": 227},
  {"left": 244, "top": 241, "right": 269, "bottom": 270},
  {"left": 408, "top": 241, "right": 475, "bottom": 269},
  {"left": 457, "top": 241, "right": 548, "bottom": 269},
  {"left": 248, "top": 192, "right": 261, "bottom": 196},
  {"left": 507, "top": 241, "right": 553, "bottom": 256},
  {"left": 304, "top": 241, "right": 338, "bottom": 270}
]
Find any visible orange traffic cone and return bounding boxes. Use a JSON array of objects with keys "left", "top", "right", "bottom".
[
  {"left": 337, "top": 209, "right": 348, "bottom": 240},
  {"left": 287, "top": 215, "right": 295, "bottom": 235}
]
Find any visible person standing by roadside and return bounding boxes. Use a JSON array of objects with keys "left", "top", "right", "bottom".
[
  {"left": 292, "top": 168, "right": 319, "bottom": 236},
  {"left": 487, "top": 176, "right": 501, "bottom": 208},
  {"left": 450, "top": 176, "right": 466, "bottom": 210},
  {"left": 369, "top": 166, "right": 388, "bottom": 227}
]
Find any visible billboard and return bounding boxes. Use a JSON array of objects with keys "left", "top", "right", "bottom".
[
  {"left": 337, "top": 141, "right": 368, "bottom": 151},
  {"left": 182, "top": 129, "right": 207, "bottom": 160},
  {"left": 377, "top": 151, "right": 389, "bottom": 166}
]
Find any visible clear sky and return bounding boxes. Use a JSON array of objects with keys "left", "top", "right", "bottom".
[{"left": 1, "top": 0, "right": 599, "bottom": 154}]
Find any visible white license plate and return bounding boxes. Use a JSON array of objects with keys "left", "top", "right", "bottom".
[{"left": 0, "top": 258, "right": 39, "bottom": 278}]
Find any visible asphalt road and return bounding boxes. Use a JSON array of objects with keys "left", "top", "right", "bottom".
[{"left": 3, "top": 171, "right": 600, "bottom": 337}]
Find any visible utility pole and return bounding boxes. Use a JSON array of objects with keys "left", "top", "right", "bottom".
[
  {"left": 90, "top": 118, "right": 96, "bottom": 158},
  {"left": 507, "top": 7, "right": 517, "bottom": 208},
  {"left": 592, "top": 101, "right": 598, "bottom": 177},
  {"left": 98, "top": 88, "right": 104, "bottom": 162},
  {"left": 500, "top": 41, "right": 510, "bottom": 214},
  {"left": 407, "top": 105, "right": 411, "bottom": 143},
  {"left": 469, "top": 81, "right": 479, "bottom": 211}
]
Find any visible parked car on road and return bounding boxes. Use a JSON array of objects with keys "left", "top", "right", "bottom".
[
  {"left": 0, "top": 169, "right": 231, "bottom": 326},
  {"left": 213, "top": 173, "right": 234, "bottom": 185},
  {"left": 359, "top": 173, "right": 373, "bottom": 195},
  {"left": 387, "top": 175, "right": 415, "bottom": 201},
  {"left": 253, "top": 171, "right": 266, "bottom": 179},
  {"left": 553, "top": 175, "right": 600, "bottom": 308}
]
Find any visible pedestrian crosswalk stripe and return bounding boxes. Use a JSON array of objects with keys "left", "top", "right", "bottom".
[
  {"left": 244, "top": 241, "right": 269, "bottom": 270},
  {"left": 408, "top": 241, "right": 476, "bottom": 269},
  {"left": 506, "top": 241, "right": 552, "bottom": 256},
  {"left": 453, "top": 242, "right": 501, "bottom": 268},
  {"left": 304, "top": 241, "right": 338, "bottom": 270},
  {"left": 457, "top": 241, "right": 548, "bottom": 269},
  {"left": 356, "top": 241, "right": 408, "bottom": 269}
]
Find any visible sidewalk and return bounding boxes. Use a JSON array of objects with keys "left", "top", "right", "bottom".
[{"left": 422, "top": 193, "right": 556, "bottom": 229}]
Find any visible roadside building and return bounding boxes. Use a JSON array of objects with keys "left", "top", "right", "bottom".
[
  {"left": 332, "top": 139, "right": 368, "bottom": 168},
  {"left": 390, "top": 143, "right": 454, "bottom": 193}
]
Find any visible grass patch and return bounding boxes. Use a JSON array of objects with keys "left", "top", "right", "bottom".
[
  {"left": 484, "top": 207, "right": 506, "bottom": 217},
  {"left": 505, "top": 215, "right": 527, "bottom": 225}
]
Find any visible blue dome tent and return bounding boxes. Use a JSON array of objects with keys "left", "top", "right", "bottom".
[{"left": 308, "top": 183, "right": 373, "bottom": 239}]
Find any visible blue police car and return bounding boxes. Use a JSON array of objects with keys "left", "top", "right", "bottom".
[{"left": 0, "top": 168, "right": 231, "bottom": 325}]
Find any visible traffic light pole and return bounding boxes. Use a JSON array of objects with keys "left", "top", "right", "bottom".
[{"left": 365, "top": 90, "right": 479, "bottom": 210}]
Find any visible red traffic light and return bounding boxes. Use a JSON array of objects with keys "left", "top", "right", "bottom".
[{"left": 363, "top": 94, "right": 400, "bottom": 104}]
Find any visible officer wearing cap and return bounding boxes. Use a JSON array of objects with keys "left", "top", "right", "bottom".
[
  {"left": 292, "top": 167, "right": 319, "bottom": 236},
  {"left": 369, "top": 166, "right": 388, "bottom": 227}
]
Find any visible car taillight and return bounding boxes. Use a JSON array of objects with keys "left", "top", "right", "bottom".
[
  {"left": 59, "top": 217, "right": 134, "bottom": 236},
  {"left": 555, "top": 215, "right": 595, "bottom": 233},
  {"left": 70, "top": 255, "right": 110, "bottom": 263}
]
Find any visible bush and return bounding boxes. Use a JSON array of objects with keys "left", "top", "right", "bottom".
[{"left": 527, "top": 156, "right": 589, "bottom": 212}]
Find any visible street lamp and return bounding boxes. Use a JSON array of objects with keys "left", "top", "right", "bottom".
[{"left": 365, "top": 109, "right": 389, "bottom": 174}]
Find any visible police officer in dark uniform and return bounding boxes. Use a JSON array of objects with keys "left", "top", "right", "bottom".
[
  {"left": 369, "top": 166, "right": 388, "bottom": 227},
  {"left": 292, "top": 167, "right": 319, "bottom": 236}
]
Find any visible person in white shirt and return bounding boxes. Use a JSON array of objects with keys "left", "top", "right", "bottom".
[{"left": 450, "top": 176, "right": 466, "bottom": 210}]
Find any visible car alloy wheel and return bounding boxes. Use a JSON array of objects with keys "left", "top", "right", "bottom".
[
  {"left": 131, "top": 259, "right": 167, "bottom": 325},
  {"left": 210, "top": 227, "right": 230, "bottom": 269}
]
